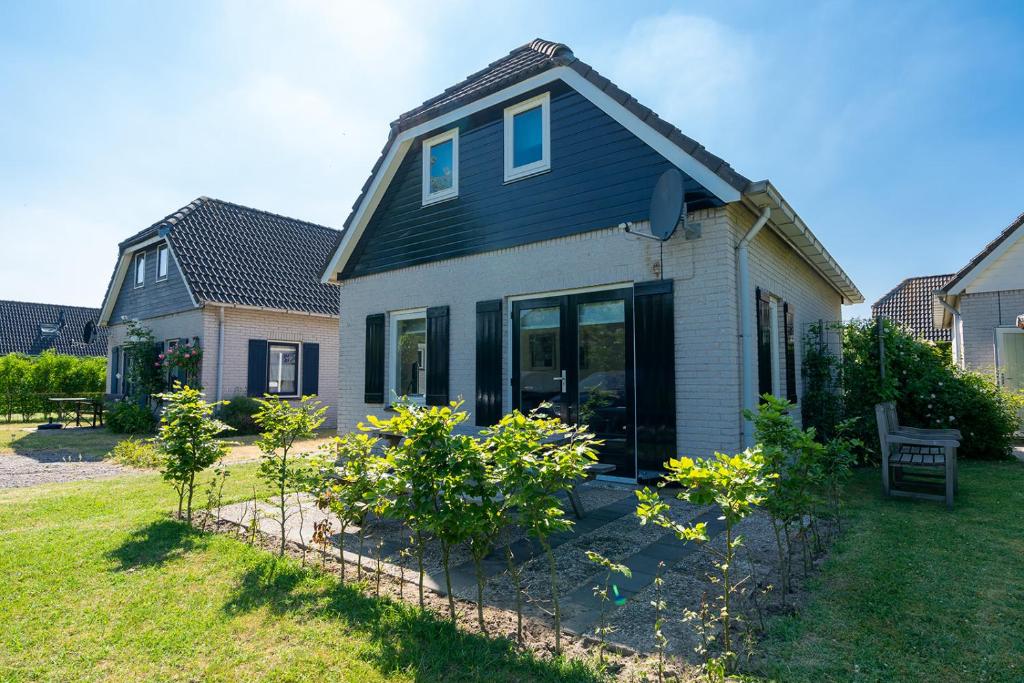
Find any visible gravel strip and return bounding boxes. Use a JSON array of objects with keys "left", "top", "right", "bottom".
[{"left": 0, "top": 452, "right": 138, "bottom": 489}]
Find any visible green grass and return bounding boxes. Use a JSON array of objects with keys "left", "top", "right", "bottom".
[
  {"left": 0, "top": 464, "right": 600, "bottom": 683},
  {"left": 755, "top": 460, "right": 1024, "bottom": 683}
]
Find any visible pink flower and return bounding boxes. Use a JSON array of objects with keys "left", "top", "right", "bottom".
[{"left": 158, "top": 353, "right": 165, "bottom": 359}]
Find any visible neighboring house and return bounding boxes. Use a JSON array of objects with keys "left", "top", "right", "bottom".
[
  {"left": 871, "top": 274, "right": 954, "bottom": 343},
  {"left": 99, "top": 197, "right": 342, "bottom": 426},
  {"left": 934, "top": 211, "right": 1024, "bottom": 392},
  {"left": 321, "top": 39, "right": 863, "bottom": 480},
  {"left": 0, "top": 299, "right": 107, "bottom": 356}
]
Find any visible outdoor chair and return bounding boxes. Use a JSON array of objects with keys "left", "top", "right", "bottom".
[{"left": 874, "top": 401, "right": 959, "bottom": 509}]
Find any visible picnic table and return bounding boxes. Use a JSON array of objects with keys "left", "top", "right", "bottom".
[{"left": 48, "top": 397, "right": 104, "bottom": 428}]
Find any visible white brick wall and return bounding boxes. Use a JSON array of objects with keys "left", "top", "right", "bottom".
[
  {"left": 104, "top": 309, "right": 204, "bottom": 393},
  {"left": 335, "top": 204, "right": 842, "bottom": 460},
  {"left": 958, "top": 289, "right": 1024, "bottom": 374},
  {"left": 201, "top": 307, "right": 340, "bottom": 427}
]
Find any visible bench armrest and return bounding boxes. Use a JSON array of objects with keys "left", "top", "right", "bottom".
[{"left": 884, "top": 433, "right": 959, "bottom": 447}]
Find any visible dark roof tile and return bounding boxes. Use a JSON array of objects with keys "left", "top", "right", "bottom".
[
  {"left": 871, "top": 274, "right": 955, "bottom": 342},
  {"left": 0, "top": 300, "right": 108, "bottom": 356}
]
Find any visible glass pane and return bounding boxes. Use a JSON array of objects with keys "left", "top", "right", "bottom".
[
  {"left": 518, "top": 305, "right": 563, "bottom": 418},
  {"left": 428, "top": 139, "right": 454, "bottom": 193},
  {"left": 158, "top": 247, "right": 168, "bottom": 277},
  {"left": 577, "top": 300, "right": 629, "bottom": 476},
  {"left": 512, "top": 106, "right": 543, "bottom": 168},
  {"left": 268, "top": 344, "right": 298, "bottom": 395},
  {"left": 396, "top": 317, "right": 427, "bottom": 398},
  {"left": 135, "top": 255, "right": 145, "bottom": 285}
]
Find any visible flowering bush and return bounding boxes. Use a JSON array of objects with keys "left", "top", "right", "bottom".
[
  {"left": 842, "top": 319, "right": 1023, "bottom": 460},
  {"left": 157, "top": 339, "right": 203, "bottom": 388}
]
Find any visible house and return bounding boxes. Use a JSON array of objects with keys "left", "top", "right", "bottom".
[
  {"left": 99, "top": 197, "right": 342, "bottom": 426},
  {"left": 934, "top": 211, "right": 1024, "bottom": 392},
  {"left": 0, "top": 299, "right": 108, "bottom": 356},
  {"left": 320, "top": 39, "right": 863, "bottom": 480},
  {"left": 871, "top": 274, "right": 954, "bottom": 343}
]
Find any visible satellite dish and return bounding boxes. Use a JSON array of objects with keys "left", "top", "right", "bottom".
[
  {"left": 83, "top": 321, "right": 96, "bottom": 344},
  {"left": 649, "top": 169, "right": 685, "bottom": 241}
]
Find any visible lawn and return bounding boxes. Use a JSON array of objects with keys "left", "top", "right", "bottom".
[
  {"left": 755, "top": 459, "right": 1024, "bottom": 683},
  {"left": 0, "top": 422, "right": 333, "bottom": 461},
  {"left": 0, "top": 463, "right": 600, "bottom": 683}
]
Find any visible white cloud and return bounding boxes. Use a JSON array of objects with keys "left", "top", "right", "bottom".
[{"left": 608, "top": 14, "right": 756, "bottom": 134}]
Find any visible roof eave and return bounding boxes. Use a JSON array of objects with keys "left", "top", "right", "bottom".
[{"left": 742, "top": 180, "right": 864, "bottom": 305}]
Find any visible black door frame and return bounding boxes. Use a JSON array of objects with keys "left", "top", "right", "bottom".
[{"left": 511, "top": 286, "right": 636, "bottom": 479}]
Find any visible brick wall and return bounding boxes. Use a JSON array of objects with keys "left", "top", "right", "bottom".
[
  {"left": 104, "top": 309, "right": 204, "bottom": 393},
  {"left": 201, "top": 307, "right": 340, "bottom": 427},
  {"left": 959, "top": 289, "right": 1024, "bottom": 374}
]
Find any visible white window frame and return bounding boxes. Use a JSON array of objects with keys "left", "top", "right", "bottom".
[
  {"left": 156, "top": 244, "right": 169, "bottom": 281},
  {"left": 421, "top": 128, "right": 459, "bottom": 206},
  {"left": 266, "top": 341, "right": 301, "bottom": 398},
  {"left": 389, "top": 308, "right": 428, "bottom": 405},
  {"left": 768, "top": 298, "right": 782, "bottom": 398},
  {"left": 133, "top": 252, "right": 146, "bottom": 288},
  {"left": 503, "top": 91, "right": 551, "bottom": 182}
]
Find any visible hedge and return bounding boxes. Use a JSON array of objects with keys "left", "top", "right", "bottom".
[{"left": 0, "top": 352, "right": 106, "bottom": 422}]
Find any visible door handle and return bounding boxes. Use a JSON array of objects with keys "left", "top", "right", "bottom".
[{"left": 553, "top": 370, "right": 566, "bottom": 393}]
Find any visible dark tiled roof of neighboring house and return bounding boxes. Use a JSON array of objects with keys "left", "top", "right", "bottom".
[
  {"left": 940, "top": 211, "right": 1024, "bottom": 294},
  {"left": 0, "top": 300, "right": 108, "bottom": 356},
  {"left": 107, "top": 197, "right": 341, "bottom": 317},
  {"left": 872, "top": 274, "right": 955, "bottom": 342},
  {"left": 334, "top": 37, "right": 752, "bottom": 245}
]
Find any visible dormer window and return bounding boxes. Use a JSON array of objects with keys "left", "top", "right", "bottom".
[
  {"left": 157, "top": 244, "right": 169, "bottom": 281},
  {"left": 504, "top": 92, "right": 550, "bottom": 182},
  {"left": 38, "top": 323, "right": 60, "bottom": 338},
  {"left": 422, "top": 128, "right": 459, "bottom": 205},
  {"left": 134, "top": 252, "right": 146, "bottom": 288}
]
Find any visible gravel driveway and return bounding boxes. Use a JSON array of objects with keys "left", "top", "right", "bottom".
[{"left": 0, "top": 452, "right": 137, "bottom": 489}]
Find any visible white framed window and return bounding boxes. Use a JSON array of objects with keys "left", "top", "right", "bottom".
[
  {"left": 134, "top": 252, "right": 146, "bottom": 288},
  {"left": 503, "top": 92, "right": 551, "bottom": 182},
  {"left": 390, "top": 309, "right": 427, "bottom": 403},
  {"left": 768, "top": 298, "right": 782, "bottom": 398},
  {"left": 421, "top": 128, "right": 459, "bottom": 205},
  {"left": 157, "top": 244, "right": 169, "bottom": 281},
  {"left": 267, "top": 342, "right": 300, "bottom": 397}
]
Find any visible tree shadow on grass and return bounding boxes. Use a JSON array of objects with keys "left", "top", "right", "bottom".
[
  {"left": 107, "top": 518, "right": 208, "bottom": 570},
  {"left": 223, "top": 555, "right": 602, "bottom": 683}
]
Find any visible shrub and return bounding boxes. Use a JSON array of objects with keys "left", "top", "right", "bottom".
[
  {"left": 842, "top": 319, "right": 1023, "bottom": 460},
  {"left": 219, "top": 396, "right": 261, "bottom": 435},
  {"left": 155, "top": 383, "right": 231, "bottom": 522},
  {"left": 107, "top": 437, "right": 164, "bottom": 469},
  {"left": 0, "top": 352, "right": 105, "bottom": 422},
  {"left": 106, "top": 400, "right": 155, "bottom": 434}
]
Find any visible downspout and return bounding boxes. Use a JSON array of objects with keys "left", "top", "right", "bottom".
[
  {"left": 936, "top": 296, "right": 962, "bottom": 367},
  {"left": 215, "top": 305, "right": 225, "bottom": 402},
  {"left": 737, "top": 206, "right": 772, "bottom": 447}
]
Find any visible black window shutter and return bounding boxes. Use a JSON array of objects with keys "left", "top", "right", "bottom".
[
  {"left": 756, "top": 288, "right": 773, "bottom": 399},
  {"left": 634, "top": 280, "right": 676, "bottom": 472},
  {"left": 364, "top": 314, "right": 385, "bottom": 403},
  {"left": 475, "top": 299, "right": 502, "bottom": 425},
  {"left": 426, "top": 306, "right": 450, "bottom": 406},
  {"left": 784, "top": 302, "right": 797, "bottom": 403},
  {"left": 302, "top": 342, "right": 320, "bottom": 396},
  {"left": 111, "top": 346, "right": 120, "bottom": 394},
  {"left": 247, "top": 339, "right": 268, "bottom": 397}
]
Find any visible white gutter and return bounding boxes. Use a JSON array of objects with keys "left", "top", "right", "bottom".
[
  {"left": 936, "top": 296, "right": 963, "bottom": 367},
  {"left": 215, "top": 305, "right": 225, "bottom": 402},
  {"left": 737, "top": 206, "right": 772, "bottom": 447}
]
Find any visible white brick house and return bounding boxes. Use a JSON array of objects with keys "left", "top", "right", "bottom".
[
  {"left": 99, "top": 198, "right": 341, "bottom": 426},
  {"left": 321, "top": 39, "right": 862, "bottom": 479}
]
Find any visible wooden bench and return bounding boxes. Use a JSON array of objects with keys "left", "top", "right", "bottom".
[{"left": 874, "top": 401, "right": 959, "bottom": 509}]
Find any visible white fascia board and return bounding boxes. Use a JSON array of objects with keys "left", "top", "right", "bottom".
[
  {"left": 98, "top": 235, "right": 167, "bottom": 325},
  {"left": 320, "top": 65, "right": 742, "bottom": 282},
  {"left": 163, "top": 239, "right": 199, "bottom": 308},
  {"left": 947, "top": 226, "right": 1024, "bottom": 296}
]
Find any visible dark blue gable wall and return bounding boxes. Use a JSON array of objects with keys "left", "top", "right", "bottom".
[
  {"left": 110, "top": 241, "right": 196, "bottom": 322},
  {"left": 342, "top": 82, "right": 720, "bottom": 278}
]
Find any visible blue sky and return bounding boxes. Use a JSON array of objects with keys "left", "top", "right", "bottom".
[{"left": 1, "top": 1, "right": 1022, "bottom": 318}]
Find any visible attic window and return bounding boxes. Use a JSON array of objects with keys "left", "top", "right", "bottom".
[
  {"left": 38, "top": 323, "right": 60, "bottom": 338},
  {"left": 422, "top": 128, "right": 459, "bottom": 205},
  {"left": 134, "top": 252, "right": 145, "bottom": 288},
  {"left": 504, "top": 92, "right": 550, "bottom": 182},
  {"left": 157, "top": 245, "right": 169, "bottom": 281}
]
